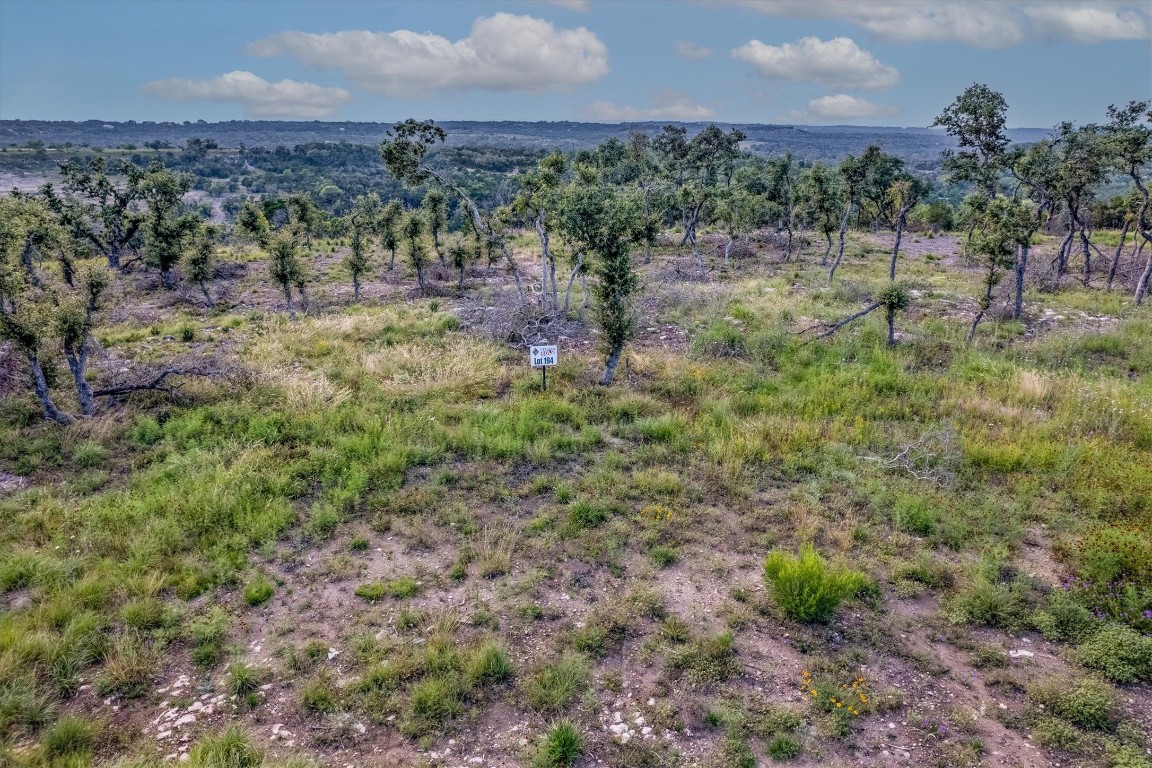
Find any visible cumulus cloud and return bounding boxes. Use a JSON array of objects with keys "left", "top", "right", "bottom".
[
  {"left": 586, "top": 90, "right": 715, "bottom": 121},
  {"left": 716, "top": 1, "right": 1149, "bottom": 48},
  {"left": 247, "top": 13, "right": 609, "bottom": 97},
  {"left": 779, "top": 93, "right": 900, "bottom": 124},
  {"left": 675, "top": 40, "right": 713, "bottom": 59},
  {"left": 731, "top": 37, "right": 900, "bottom": 90},
  {"left": 141, "top": 71, "right": 352, "bottom": 118}
]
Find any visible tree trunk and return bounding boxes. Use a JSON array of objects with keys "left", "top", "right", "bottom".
[
  {"left": 107, "top": 242, "right": 122, "bottom": 270},
  {"left": 63, "top": 341, "right": 95, "bottom": 416},
  {"left": 889, "top": 209, "right": 907, "bottom": 281},
  {"left": 580, "top": 271, "right": 589, "bottom": 316},
  {"left": 886, "top": 305, "right": 896, "bottom": 345},
  {"left": 723, "top": 236, "right": 734, "bottom": 266},
  {"left": 415, "top": 262, "right": 425, "bottom": 295},
  {"left": 27, "top": 352, "right": 72, "bottom": 424},
  {"left": 1106, "top": 221, "right": 1130, "bottom": 292},
  {"left": 282, "top": 283, "right": 296, "bottom": 320},
  {"left": 535, "top": 211, "right": 551, "bottom": 312},
  {"left": 967, "top": 309, "right": 986, "bottom": 345},
  {"left": 599, "top": 343, "right": 624, "bottom": 386},
  {"left": 821, "top": 231, "right": 833, "bottom": 266},
  {"left": 829, "top": 200, "right": 853, "bottom": 282},
  {"left": 562, "top": 253, "right": 583, "bottom": 316},
  {"left": 199, "top": 279, "right": 214, "bottom": 307},
  {"left": 389, "top": 246, "right": 397, "bottom": 272},
  {"left": 161, "top": 269, "right": 175, "bottom": 290},
  {"left": 1136, "top": 243, "right": 1152, "bottom": 306},
  {"left": 1056, "top": 216, "right": 1074, "bottom": 279},
  {"left": 1077, "top": 216, "right": 1092, "bottom": 285},
  {"left": 20, "top": 237, "right": 42, "bottom": 287},
  {"left": 353, "top": 274, "right": 360, "bottom": 302},
  {"left": 1014, "top": 243, "right": 1029, "bottom": 321}
]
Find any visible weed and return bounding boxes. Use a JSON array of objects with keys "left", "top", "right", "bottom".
[
  {"left": 763, "top": 545, "right": 870, "bottom": 623},
  {"left": 650, "top": 545, "right": 679, "bottom": 567},
  {"left": 355, "top": 577, "right": 420, "bottom": 602},
  {"left": 767, "top": 736, "right": 802, "bottom": 761},
  {"left": 300, "top": 670, "right": 340, "bottom": 714},
  {"left": 97, "top": 632, "right": 160, "bottom": 698},
  {"left": 187, "top": 607, "right": 230, "bottom": 668},
  {"left": 402, "top": 675, "right": 464, "bottom": 736},
  {"left": 226, "top": 662, "right": 264, "bottom": 698}
]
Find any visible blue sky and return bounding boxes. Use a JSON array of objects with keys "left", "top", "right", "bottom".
[{"left": 1, "top": 0, "right": 1149, "bottom": 127}]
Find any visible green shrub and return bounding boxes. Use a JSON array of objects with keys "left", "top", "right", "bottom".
[
  {"left": 533, "top": 720, "right": 583, "bottom": 768},
  {"left": 525, "top": 652, "right": 590, "bottom": 712},
  {"left": 1032, "top": 717, "right": 1082, "bottom": 751},
  {"left": 187, "top": 724, "right": 262, "bottom": 768},
  {"left": 1077, "top": 624, "right": 1152, "bottom": 683},
  {"left": 1031, "top": 591, "right": 1099, "bottom": 642},
  {"left": 243, "top": 577, "right": 274, "bottom": 607},
  {"left": 128, "top": 416, "right": 164, "bottom": 446},
  {"left": 763, "top": 545, "right": 869, "bottom": 623},
  {"left": 42, "top": 715, "right": 96, "bottom": 757}
]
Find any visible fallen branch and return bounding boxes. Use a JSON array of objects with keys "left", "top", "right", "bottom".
[
  {"left": 92, "top": 367, "right": 223, "bottom": 403},
  {"left": 796, "top": 301, "right": 882, "bottom": 338}
]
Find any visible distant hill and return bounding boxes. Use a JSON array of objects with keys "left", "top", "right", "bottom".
[{"left": 0, "top": 119, "right": 1051, "bottom": 169}]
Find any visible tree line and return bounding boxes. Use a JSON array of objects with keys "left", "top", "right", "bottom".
[{"left": 2, "top": 85, "right": 1149, "bottom": 422}]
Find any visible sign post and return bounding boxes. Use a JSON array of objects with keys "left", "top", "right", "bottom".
[{"left": 530, "top": 343, "right": 558, "bottom": 390}]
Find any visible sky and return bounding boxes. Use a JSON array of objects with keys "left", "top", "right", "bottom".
[{"left": 0, "top": 0, "right": 1149, "bottom": 128}]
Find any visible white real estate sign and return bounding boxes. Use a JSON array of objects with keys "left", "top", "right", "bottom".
[{"left": 530, "top": 345, "right": 558, "bottom": 368}]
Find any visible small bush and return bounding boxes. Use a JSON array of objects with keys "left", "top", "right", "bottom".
[
  {"left": 525, "top": 652, "right": 591, "bottom": 712},
  {"left": 1077, "top": 624, "right": 1152, "bottom": 684},
  {"left": 187, "top": 724, "right": 262, "bottom": 768},
  {"left": 763, "top": 545, "right": 869, "bottom": 623},
  {"left": 243, "top": 577, "right": 274, "bottom": 607},
  {"left": 42, "top": 715, "right": 96, "bottom": 757},
  {"left": 1031, "top": 591, "right": 1099, "bottom": 642},
  {"left": 128, "top": 416, "right": 164, "bottom": 446},
  {"left": 533, "top": 720, "right": 583, "bottom": 768}
]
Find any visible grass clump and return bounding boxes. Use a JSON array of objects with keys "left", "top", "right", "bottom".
[
  {"left": 668, "top": 631, "right": 740, "bottom": 686},
  {"left": 187, "top": 607, "right": 230, "bottom": 668},
  {"left": 767, "top": 736, "right": 802, "bottom": 761},
  {"left": 355, "top": 577, "right": 420, "bottom": 602},
  {"left": 948, "top": 578, "right": 1029, "bottom": 629},
  {"left": 401, "top": 674, "right": 464, "bottom": 736},
  {"left": 226, "top": 662, "right": 264, "bottom": 698},
  {"left": 300, "top": 670, "right": 340, "bottom": 714},
  {"left": 187, "top": 724, "right": 262, "bottom": 768},
  {"left": 1076, "top": 624, "right": 1152, "bottom": 684},
  {"left": 96, "top": 632, "right": 160, "bottom": 698},
  {"left": 1030, "top": 677, "right": 1115, "bottom": 730},
  {"left": 532, "top": 720, "right": 583, "bottom": 768},
  {"left": 465, "top": 640, "right": 514, "bottom": 687},
  {"left": 763, "top": 545, "right": 869, "bottom": 623},
  {"left": 525, "top": 652, "right": 591, "bottom": 712},
  {"left": 41, "top": 714, "right": 96, "bottom": 757},
  {"left": 243, "top": 576, "right": 274, "bottom": 607}
]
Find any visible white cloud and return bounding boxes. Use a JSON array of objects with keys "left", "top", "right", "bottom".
[
  {"left": 716, "top": 1, "right": 1150, "bottom": 48},
  {"left": 731, "top": 37, "right": 900, "bottom": 90},
  {"left": 780, "top": 94, "right": 900, "bottom": 123},
  {"left": 141, "top": 71, "right": 352, "bottom": 118},
  {"left": 675, "top": 40, "right": 714, "bottom": 59},
  {"left": 541, "top": 0, "right": 590, "bottom": 10},
  {"left": 247, "top": 13, "right": 609, "bottom": 97},
  {"left": 1025, "top": 3, "right": 1151, "bottom": 43},
  {"left": 586, "top": 90, "right": 715, "bottom": 121}
]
